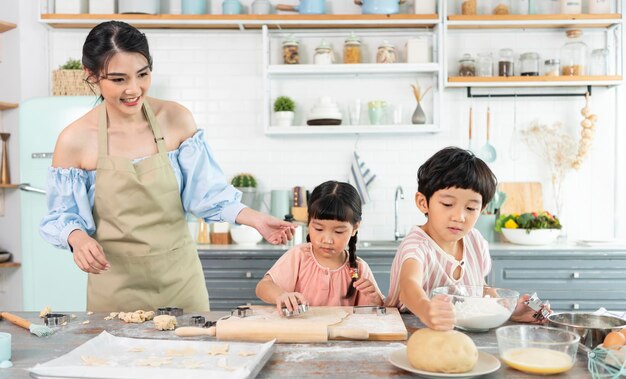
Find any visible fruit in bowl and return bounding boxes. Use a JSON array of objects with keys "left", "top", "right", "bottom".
[
  {"left": 496, "top": 211, "right": 562, "bottom": 245},
  {"left": 430, "top": 285, "right": 519, "bottom": 332},
  {"left": 230, "top": 225, "right": 263, "bottom": 245}
]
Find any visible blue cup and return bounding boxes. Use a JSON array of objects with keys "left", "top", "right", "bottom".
[
  {"left": 222, "top": 0, "right": 242, "bottom": 14},
  {"left": 182, "top": 0, "right": 207, "bottom": 14},
  {"left": 0, "top": 333, "right": 11, "bottom": 362}
]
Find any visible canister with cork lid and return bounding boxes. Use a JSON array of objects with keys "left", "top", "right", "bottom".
[
  {"left": 560, "top": 29, "right": 587, "bottom": 76},
  {"left": 282, "top": 35, "right": 300, "bottom": 64},
  {"left": 343, "top": 33, "right": 362, "bottom": 64},
  {"left": 376, "top": 41, "right": 396, "bottom": 64},
  {"left": 314, "top": 40, "right": 335, "bottom": 65}
]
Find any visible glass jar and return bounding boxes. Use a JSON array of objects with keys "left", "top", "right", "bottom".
[
  {"left": 588, "top": 0, "right": 611, "bottom": 14},
  {"left": 520, "top": 52, "right": 540, "bottom": 76},
  {"left": 343, "top": 32, "right": 361, "bottom": 64},
  {"left": 498, "top": 48, "right": 514, "bottom": 76},
  {"left": 458, "top": 53, "right": 476, "bottom": 76},
  {"left": 560, "top": 29, "right": 587, "bottom": 76},
  {"left": 492, "top": 0, "right": 511, "bottom": 15},
  {"left": 314, "top": 40, "right": 334, "bottom": 65},
  {"left": 560, "top": 0, "right": 582, "bottom": 14},
  {"left": 544, "top": 59, "right": 560, "bottom": 76},
  {"left": 476, "top": 52, "right": 493, "bottom": 77},
  {"left": 590, "top": 48, "right": 609, "bottom": 76},
  {"left": 459, "top": 0, "right": 477, "bottom": 15},
  {"left": 533, "top": 0, "right": 559, "bottom": 14},
  {"left": 282, "top": 35, "right": 299, "bottom": 65},
  {"left": 376, "top": 41, "right": 396, "bottom": 64}
]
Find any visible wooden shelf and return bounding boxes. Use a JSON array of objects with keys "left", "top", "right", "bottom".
[
  {"left": 447, "top": 14, "right": 622, "bottom": 29},
  {"left": 0, "top": 184, "right": 20, "bottom": 189},
  {"left": 40, "top": 13, "right": 440, "bottom": 29},
  {"left": 268, "top": 63, "right": 440, "bottom": 75},
  {"left": 0, "top": 262, "right": 20, "bottom": 268},
  {"left": 447, "top": 75, "right": 623, "bottom": 87},
  {"left": 266, "top": 124, "right": 440, "bottom": 135},
  {"left": 0, "top": 102, "right": 18, "bottom": 111},
  {"left": 0, "top": 20, "right": 16, "bottom": 33}
]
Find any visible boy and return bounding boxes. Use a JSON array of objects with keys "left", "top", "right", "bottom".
[{"left": 385, "top": 147, "right": 540, "bottom": 330}]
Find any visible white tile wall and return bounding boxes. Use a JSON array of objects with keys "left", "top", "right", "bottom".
[{"left": 49, "top": 27, "right": 620, "bottom": 241}]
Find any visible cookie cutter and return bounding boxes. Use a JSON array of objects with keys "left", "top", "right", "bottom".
[
  {"left": 156, "top": 307, "right": 183, "bottom": 317},
  {"left": 525, "top": 292, "right": 551, "bottom": 322},
  {"left": 231, "top": 305, "right": 253, "bottom": 318},
  {"left": 189, "top": 315, "right": 206, "bottom": 326},
  {"left": 353, "top": 306, "right": 386, "bottom": 316},
  {"left": 282, "top": 303, "right": 309, "bottom": 318},
  {"left": 44, "top": 313, "right": 69, "bottom": 326}
]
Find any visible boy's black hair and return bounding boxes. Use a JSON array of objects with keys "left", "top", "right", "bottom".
[
  {"left": 417, "top": 147, "right": 497, "bottom": 207},
  {"left": 306, "top": 181, "right": 362, "bottom": 299}
]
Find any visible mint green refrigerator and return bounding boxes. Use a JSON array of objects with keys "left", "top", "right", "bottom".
[{"left": 19, "top": 97, "right": 96, "bottom": 311}]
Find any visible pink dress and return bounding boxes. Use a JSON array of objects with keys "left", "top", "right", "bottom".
[
  {"left": 385, "top": 226, "right": 491, "bottom": 310},
  {"left": 266, "top": 243, "right": 384, "bottom": 306}
]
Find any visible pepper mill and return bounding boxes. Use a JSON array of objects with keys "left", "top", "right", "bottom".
[{"left": 0, "top": 133, "right": 10, "bottom": 185}]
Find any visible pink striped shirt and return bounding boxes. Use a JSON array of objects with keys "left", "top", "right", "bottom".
[{"left": 385, "top": 226, "right": 492, "bottom": 309}]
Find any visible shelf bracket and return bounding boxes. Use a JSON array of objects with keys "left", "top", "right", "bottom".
[{"left": 466, "top": 85, "right": 592, "bottom": 98}]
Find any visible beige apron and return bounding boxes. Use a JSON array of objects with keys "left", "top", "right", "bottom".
[{"left": 88, "top": 102, "right": 209, "bottom": 312}]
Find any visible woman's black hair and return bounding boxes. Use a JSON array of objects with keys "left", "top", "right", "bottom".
[
  {"left": 417, "top": 147, "right": 497, "bottom": 209},
  {"left": 82, "top": 20, "right": 153, "bottom": 95},
  {"left": 306, "top": 181, "right": 362, "bottom": 298}
]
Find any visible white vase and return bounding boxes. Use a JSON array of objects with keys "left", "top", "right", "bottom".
[{"left": 274, "top": 111, "right": 295, "bottom": 127}]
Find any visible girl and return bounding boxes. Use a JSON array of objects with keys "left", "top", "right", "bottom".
[{"left": 256, "top": 181, "right": 384, "bottom": 313}]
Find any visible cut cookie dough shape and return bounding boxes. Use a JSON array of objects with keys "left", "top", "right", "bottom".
[
  {"left": 166, "top": 347, "right": 196, "bottom": 357},
  {"left": 81, "top": 356, "right": 109, "bottom": 366},
  {"left": 179, "top": 359, "right": 203, "bottom": 369},
  {"left": 154, "top": 315, "right": 177, "bottom": 331},
  {"left": 238, "top": 350, "right": 257, "bottom": 357},
  {"left": 135, "top": 357, "right": 172, "bottom": 367},
  {"left": 207, "top": 344, "right": 229, "bottom": 356}
]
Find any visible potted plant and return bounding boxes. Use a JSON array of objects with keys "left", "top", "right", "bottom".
[
  {"left": 495, "top": 211, "right": 562, "bottom": 245},
  {"left": 52, "top": 58, "right": 97, "bottom": 96},
  {"left": 231, "top": 173, "right": 258, "bottom": 209},
  {"left": 274, "top": 96, "right": 296, "bottom": 127}
]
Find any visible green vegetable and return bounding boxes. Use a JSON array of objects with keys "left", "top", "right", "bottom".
[
  {"left": 231, "top": 173, "right": 257, "bottom": 188},
  {"left": 495, "top": 211, "right": 562, "bottom": 233}
]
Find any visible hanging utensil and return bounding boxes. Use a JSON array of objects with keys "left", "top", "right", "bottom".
[
  {"left": 480, "top": 106, "right": 497, "bottom": 163},
  {"left": 468, "top": 106, "right": 474, "bottom": 152},
  {"left": 509, "top": 95, "right": 520, "bottom": 161}
]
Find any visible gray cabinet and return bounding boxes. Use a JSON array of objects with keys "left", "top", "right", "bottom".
[
  {"left": 489, "top": 247, "right": 626, "bottom": 312},
  {"left": 198, "top": 248, "right": 395, "bottom": 311}
]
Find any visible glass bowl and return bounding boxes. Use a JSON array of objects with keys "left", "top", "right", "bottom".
[
  {"left": 496, "top": 325, "right": 580, "bottom": 375},
  {"left": 430, "top": 285, "right": 519, "bottom": 332}
]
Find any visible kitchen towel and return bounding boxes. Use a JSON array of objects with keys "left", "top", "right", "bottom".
[{"left": 348, "top": 152, "right": 376, "bottom": 204}]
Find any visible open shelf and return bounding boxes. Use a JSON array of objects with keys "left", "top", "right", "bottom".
[
  {"left": 40, "top": 13, "right": 440, "bottom": 29},
  {"left": 266, "top": 124, "right": 440, "bottom": 135},
  {"left": 0, "top": 102, "right": 18, "bottom": 111},
  {"left": 0, "top": 262, "right": 21, "bottom": 268},
  {"left": 0, "top": 184, "right": 19, "bottom": 189},
  {"left": 447, "top": 75, "right": 623, "bottom": 87},
  {"left": 268, "top": 63, "right": 440, "bottom": 75},
  {"left": 447, "top": 14, "right": 622, "bottom": 29},
  {"left": 0, "top": 20, "right": 16, "bottom": 33}
]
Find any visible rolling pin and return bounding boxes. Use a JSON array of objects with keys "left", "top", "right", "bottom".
[{"left": 175, "top": 326, "right": 216, "bottom": 337}]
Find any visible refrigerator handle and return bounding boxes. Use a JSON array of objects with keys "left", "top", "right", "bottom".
[{"left": 19, "top": 184, "right": 46, "bottom": 195}]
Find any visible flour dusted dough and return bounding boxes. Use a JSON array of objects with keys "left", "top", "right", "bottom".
[
  {"left": 179, "top": 359, "right": 203, "bottom": 369},
  {"left": 81, "top": 356, "right": 109, "bottom": 366},
  {"left": 39, "top": 306, "right": 51, "bottom": 318},
  {"left": 166, "top": 347, "right": 196, "bottom": 357},
  {"left": 154, "top": 315, "right": 177, "bottom": 330},
  {"left": 407, "top": 328, "right": 478, "bottom": 373},
  {"left": 118, "top": 310, "right": 155, "bottom": 323},
  {"left": 207, "top": 344, "right": 229, "bottom": 356},
  {"left": 238, "top": 350, "right": 257, "bottom": 357},
  {"left": 135, "top": 357, "right": 172, "bottom": 367}
]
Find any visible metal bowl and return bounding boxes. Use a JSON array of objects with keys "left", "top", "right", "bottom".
[{"left": 547, "top": 312, "right": 626, "bottom": 350}]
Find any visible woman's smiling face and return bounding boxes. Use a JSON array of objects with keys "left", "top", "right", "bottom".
[{"left": 96, "top": 52, "right": 151, "bottom": 114}]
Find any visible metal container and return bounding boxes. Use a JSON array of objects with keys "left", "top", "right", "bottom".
[{"left": 547, "top": 312, "right": 626, "bottom": 350}]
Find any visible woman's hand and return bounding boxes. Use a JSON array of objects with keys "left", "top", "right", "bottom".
[
  {"left": 275, "top": 292, "right": 307, "bottom": 315},
  {"left": 67, "top": 229, "right": 110, "bottom": 274},
  {"left": 418, "top": 294, "right": 456, "bottom": 331},
  {"left": 354, "top": 277, "right": 383, "bottom": 305},
  {"left": 510, "top": 293, "right": 551, "bottom": 324},
  {"left": 236, "top": 208, "right": 295, "bottom": 245}
]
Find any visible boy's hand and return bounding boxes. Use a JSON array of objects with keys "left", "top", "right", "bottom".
[
  {"left": 275, "top": 292, "right": 307, "bottom": 315},
  {"left": 420, "top": 294, "right": 456, "bottom": 331},
  {"left": 510, "top": 294, "right": 551, "bottom": 324},
  {"left": 354, "top": 277, "right": 383, "bottom": 305}
]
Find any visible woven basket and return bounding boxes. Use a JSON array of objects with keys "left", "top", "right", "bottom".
[{"left": 52, "top": 69, "right": 98, "bottom": 96}]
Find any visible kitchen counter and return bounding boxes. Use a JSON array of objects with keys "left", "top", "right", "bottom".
[{"left": 1, "top": 312, "right": 592, "bottom": 378}]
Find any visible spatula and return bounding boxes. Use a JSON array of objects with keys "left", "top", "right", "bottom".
[
  {"left": 480, "top": 106, "right": 497, "bottom": 163},
  {"left": 1, "top": 312, "right": 54, "bottom": 337}
]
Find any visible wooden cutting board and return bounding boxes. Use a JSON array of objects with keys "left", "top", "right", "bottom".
[
  {"left": 498, "top": 182, "right": 544, "bottom": 215},
  {"left": 216, "top": 306, "right": 407, "bottom": 343}
]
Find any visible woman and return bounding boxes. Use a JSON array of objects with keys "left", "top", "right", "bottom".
[{"left": 40, "top": 21, "right": 293, "bottom": 312}]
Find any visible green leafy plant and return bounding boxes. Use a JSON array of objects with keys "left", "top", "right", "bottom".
[
  {"left": 231, "top": 173, "right": 257, "bottom": 188},
  {"left": 59, "top": 58, "right": 83, "bottom": 70},
  {"left": 274, "top": 96, "right": 295, "bottom": 112},
  {"left": 495, "top": 211, "right": 562, "bottom": 233}
]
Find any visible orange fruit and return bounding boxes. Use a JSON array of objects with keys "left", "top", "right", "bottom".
[{"left": 603, "top": 331, "right": 626, "bottom": 350}]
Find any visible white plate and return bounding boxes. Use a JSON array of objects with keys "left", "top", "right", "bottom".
[{"left": 388, "top": 348, "right": 501, "bottom": 378}]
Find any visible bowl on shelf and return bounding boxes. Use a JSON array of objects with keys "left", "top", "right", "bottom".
[
  {"left": 496, "top": 325, "right": 579, "bottom": 375},
  {"left": 0, "top": 252, "right": 11, "bottom": 263},
  {"left": 430, "top": 285, "right": 519, "bottom": 332},
  {"left": 230, "top": 225, "right": 263, "bottom": 245},
  {"left": 501, "top": 228, "right": 560, "bottom": 245},
  {"left": 306, "top": 118, "right": 341, "bottom": 125},
  {"left": 547, "top": 312, "right": 626, "bottom": 350}
]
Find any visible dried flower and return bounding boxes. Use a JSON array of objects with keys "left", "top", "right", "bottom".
[{"left": 410, "top": 81, "right": 431, "bottom": 103}]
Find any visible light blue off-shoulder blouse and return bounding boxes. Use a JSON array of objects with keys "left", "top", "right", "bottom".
[{"left": 40, "top": 129, "right": 245, "bottom": 250}]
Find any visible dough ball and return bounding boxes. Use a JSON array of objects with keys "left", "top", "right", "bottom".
[
  {"left": 406, "top": 328, "right": 478, "bottom": 373},
  {"left": 154, "top": 315, "right": 177, "bottom": 331}
]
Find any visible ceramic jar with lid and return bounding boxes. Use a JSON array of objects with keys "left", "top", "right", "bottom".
[
  {"left": 282, "top": 35, "right": 299, "bottom": 65},
  {"left": 458, "top": 53, "right": 476, "bottom": 76},
  {"left": 520, "top": 52, "right": 540, "bottom": 76},
  {"left": 376, "top": 41, "right": 396, "bottom": 64},
  {"left": 343, "top": 33, "right": 361, "bottom": 64},
  {"left": 314, "top": 40, "right": 335, "bottom": 65},
  {"left": 560, "top": 29, "right": 587, "bottom": 76}
]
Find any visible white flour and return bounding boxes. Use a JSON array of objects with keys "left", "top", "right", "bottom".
[{"left": 454, "top": 296, "right": 512, "bottom": 330}]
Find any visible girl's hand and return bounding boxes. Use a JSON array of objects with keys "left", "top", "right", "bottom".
[
  {"left": 419, "top": 294, "right": 456, "bottom": 331},
  {"left": 68, "top": 230, "right": 110, "bottom": 274},
  {"left": 510, "top": 294, "right": 551, "bottom": 324},
  {"left": 275, "top": 292, "right": 307, "bottom": 315},
  {"left": 354, "top": 277, "right": 383, "bottom": 305}
]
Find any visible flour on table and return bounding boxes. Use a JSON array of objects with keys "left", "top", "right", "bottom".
[
  {"left": 118, "top": 310, "right": 155, "bottom": 323},
  {"left": 39, "top": 305, "right": 51, "bottom": 318},
  {"left": 128, "top": 347, "right": 144, "bottom": 352},
  {"left": 207, "top": 344, "right": 229, "bottom": 356},
  {"left": 81, "top": 356, "right": 109, "bottom": 366},
  {"left": 217, "top": 357, "right": 236, "bottom": 371},
  {"left": 166, "top": 347, "right": 196, "bottom": 357},
  {"left": 179, "top": 359, "right": 203, "bottom": 369},
  {"left": 87, "top": 311, "right": 94, "bottom": 315},
  {"left": 154, "top": 315, "right": 177, "bottom": 330},
  {"left": 104, "top": 312, "right": 119, "bottom": 320},
  {"left": 61, "top": 321, "right": 67, "bottom": 326},
  {"left": 70, "top": 314, "right": 77, "bottom": 319},
  {"left": 134, "top": 357, "right": 172, "bottom": 367},
  {"left": 82, "top": 320, "right": 90, "bottom": 325},
  {"left": 238, "top": 350, "right": 257, "bottom": 356}
]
